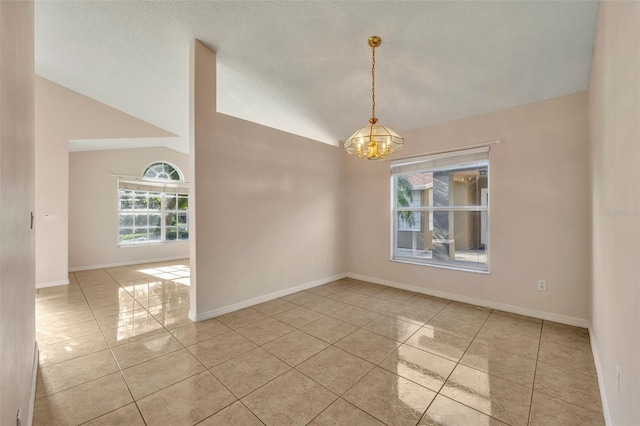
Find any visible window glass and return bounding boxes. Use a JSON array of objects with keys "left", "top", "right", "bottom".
[
  {"left": 118, "top": 163, "right": 188, "bottom": 246},
  {"left": 143, "top": 162, "right": 182, "bottom": 181},
  {"left": 391, "top": 148, "right": 489, "bottom": 272}
]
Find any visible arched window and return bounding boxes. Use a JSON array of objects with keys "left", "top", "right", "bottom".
[
  {"left": 143, "top": 162, "right": 183, "bottom": 181},
  {"left": 118, "top": 162, "right": 189, "bottom": 246}
]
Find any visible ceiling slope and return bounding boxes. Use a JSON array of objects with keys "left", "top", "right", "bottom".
[
  {"left": 37, "top": 76, "right": 182, "bottom": 152},
  {"left": 35, "top": 1, "right": 599, "bottom": 151}
]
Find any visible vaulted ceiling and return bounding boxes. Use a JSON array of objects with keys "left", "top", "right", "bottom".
[{"left": 35, "top": 1, "right": 599, "bottom": 153}]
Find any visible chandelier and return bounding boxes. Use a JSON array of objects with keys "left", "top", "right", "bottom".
[{"left": 344, "top": 36, "right": 404, "bottom": 160}]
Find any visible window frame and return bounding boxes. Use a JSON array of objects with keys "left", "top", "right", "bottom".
[
  {"left": 117, "top": 162, "right": 189, "bottom": 247},
  {"left": 143, "top": 161, "right": 184, "bottom": 181},
  {"left": 117, "top": 190, "right": 163, "bottom": 245},
  {"left": 390, "top": 147, "right": 490, "bottom": 274},
  {"left": 163, "top": 193, "right": 190, "bottom": 243}
]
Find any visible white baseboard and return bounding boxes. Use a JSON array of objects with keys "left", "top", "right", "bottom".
[
  {"left": 28, "top": 342, "right": 39, "bottom": 426},
  {"left": 192, "top": 273, "right": 348, "bottom": 322},
  {"left": 589, "top": 325, "right": 612, "bottom": 425},
  {"left": 36, "top": 278, "right": 70, "bottom": 289},
  {"left": 188, "top": 310, "right": 197, "bottom": 322},
  {"left": 347, "top": 272, "right": 590, "bottom": 328},
  {"left": 192, "top": 270, "right": 590, "bottom": 327},
  {"left": 69, "top": 256, "right": 189, "bottom": 272}
]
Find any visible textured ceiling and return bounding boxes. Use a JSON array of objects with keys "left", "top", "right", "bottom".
[{"left": 35, "top": 1, "right": 599, "bottom": 152}]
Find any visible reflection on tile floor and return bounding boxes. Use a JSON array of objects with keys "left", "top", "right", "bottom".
[{"left": 34, "top": 260, "right": 605, "bottom": 425}]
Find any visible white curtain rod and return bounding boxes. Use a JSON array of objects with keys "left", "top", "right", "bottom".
[
  {"left": 383, "top": 139, "right": 501, "bottom": 162},
  {"left": 111, "top": 173, "right": 190, "bottom": 185}
]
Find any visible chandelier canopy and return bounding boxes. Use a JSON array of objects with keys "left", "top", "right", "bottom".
[{"left": 344, "top": 36, "right": 404, "bottom": 160}]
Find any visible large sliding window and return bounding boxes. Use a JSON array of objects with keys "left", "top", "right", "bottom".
[
  {"left": 391, "top": 147, "right": 489, "bottom": 272},
  {"left": 118, "top": 162, "right": 189, "bottom": 246}
]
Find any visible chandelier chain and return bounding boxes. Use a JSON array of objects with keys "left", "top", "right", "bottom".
[{"left": 371, "top": 45, "right": 376, "bottom": 119}]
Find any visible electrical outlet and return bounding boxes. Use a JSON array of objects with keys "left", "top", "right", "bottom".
[
  {"left": 309, "top": 259, "right": 315, "bottom": 269},
  {"left": 537, "top": 280, "right": 547, "bottom": 291},
  {"left": 616, "top": 366, "right": 620, "bottom": 396}
]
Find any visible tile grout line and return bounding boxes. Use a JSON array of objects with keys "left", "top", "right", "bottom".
[
  {"left": 41, "top": 269, "right": 142, "bottom": 425},
  {"left": 232, "top": 321, "right": 371, "bottom": 424},
  {"left": 209, "top": 318, "right": 327, "bottom": 401},
  {"left": 102, "top": 266, "right": 154, "bottom": 426},
  {"left": 528, "top": 323, "right": 604, "bottom": 418},
  {"left": 118, "top": 264, "right": 226, "bottom": 421},
  {"left": 103, "top": 266, "right": 234, "bottom": 426},
  {"left": 318, "top": 297, "right": 448, "bottom": 424},
  {"left": 194, "top": 287, "right": 401, "bottom": 425},
  {"left": 36, "top": 276, "right": 473, "bottom": 420},
  {"left": 419, "top": 307, "right": 549, "bottom": 422},
  {"left": 416, "top": 305, "right": 497, "bottom": 425},
  {"left": 228, "top": 288, "right": 479, "bottom": 425},
  {"left": 526, "top": 319, "right": 545, "bottom": 425},
  {"left": 36, "top": 263, "right": 191, "bottom": 424},
  {"left": 88, "top": 268, "right": 147, "bottom": 425},
  {"left": 36, "top": 269, "right": 601, "bottom": 426},
  {"left": 277, "top": 293, "right": 450, "bottom": 425}
]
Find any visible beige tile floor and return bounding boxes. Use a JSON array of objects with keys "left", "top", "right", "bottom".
[{"left": 34, "top": 260, "right": 605, "bottom": 426}]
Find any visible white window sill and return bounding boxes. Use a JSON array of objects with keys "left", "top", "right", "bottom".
[
  {"left": 391, "top": 257, "right": 490, "bottom": 274},
  {"left": 118, "top": 240, "right": 189, "bottom": 248}
]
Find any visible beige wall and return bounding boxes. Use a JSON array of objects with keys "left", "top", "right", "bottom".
[
  {"left": 188, "top": 40, "right": 215, "bottom": 319},
  {"left": 588, "top": 2, "right": 640, "bottom": 424},
  {"left": 0, "top": 1, "right": 36, "bottom": 424},
  {"left": 346, "top": 92, "right": 591, "bottom": 322},
  {"left": 68, "top": 147, "right": 189, "bottom": 270},
  {"left": 190, "top": 41, "right": 346, "bottom": 319},
  {"left": 196, "top": 114, "right": 346, "bottom": 315},
  {"left": 204, "top": 113, "right": 346, "bottom": 313},
  {"left": 35, "top": 77, "right": 174, "bottom": 286}
]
